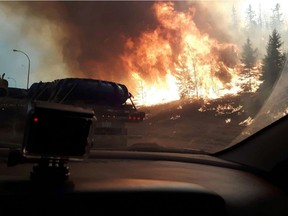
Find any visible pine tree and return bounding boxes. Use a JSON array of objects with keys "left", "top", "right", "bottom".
[
  {"left": 241, "top": 38, "right": 257, "bottom": 69},
  {"left": 231, "top": 5, "right": 239, "bottom": 31},
  {"left": 245, "top": 4, "right": 257, "bottom": 33},
  {"left": 241, "top": 38, "right": 258, "bottom": 92},
  {"left": 262, "top": 29, "right": 286, "bottom": 89},
  {"left": 257, "top": 3, "right": 263, "bottom": 30},
  {"left": 271, "top": 3, "right": 283, "bottom": 31},
  {"left": 251, "top": 30, "right": 286, "bottom": 114}
]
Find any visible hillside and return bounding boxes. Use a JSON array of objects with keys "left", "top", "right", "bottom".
[{"left": 127, "top": 93, "right": 262, "bottom": 153}]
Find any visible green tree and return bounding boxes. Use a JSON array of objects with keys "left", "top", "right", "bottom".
[
  {"left": 241, "top": 38, "right": 258, "bottom": 92},
  {"left": 262, "top": 29, "right": 286, "bottom": 89},
  {"left": 241, "top": 38, "right": 257, "bottom": 69}
]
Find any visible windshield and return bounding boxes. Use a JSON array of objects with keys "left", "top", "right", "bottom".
[{"left": 0, "top": 1, "right": 287, "bottom": 154}]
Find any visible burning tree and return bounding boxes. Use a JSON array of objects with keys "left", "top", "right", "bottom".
[
  {"left": 175, "top": 59, "right": 194, "bottom": 99},
  {"left": 174, "top": 45, "right": 199, "bottom": 99}
]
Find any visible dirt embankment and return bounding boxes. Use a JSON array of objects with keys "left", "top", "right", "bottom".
[{"left": 127, "top": 93, "right": 261, "bottom": 153}]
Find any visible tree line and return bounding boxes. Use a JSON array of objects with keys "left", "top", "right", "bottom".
[
  {"left": 241, "top": 29, "right": 286, "bottom": 93},
  {"left": 231, "top": 3, "right": 286, "bottom": 36},
  {"left": 228, "top": 2, "right": 287, "bottom": 96}
]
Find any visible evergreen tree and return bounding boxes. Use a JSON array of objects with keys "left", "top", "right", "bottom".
[
  {"left": 257, "top": 3, "right": 263, "bottom": 30},
  {"left": 271, "top": 3, "right": 283, "bottom": 31},
  {"left": 241, "top": 38, "right": 257, "bottom": 69},
  {"left": 175, "top": 56, "right": 195, "bottom": 99},
  {"left": 262, "top": 29, "right": 286, "bottom": 89},
  {"left": 241, "top": 38, "right": 258, "bottom": 92},
  {"left": 231, "top": 5, "right": 239, "bottom": 31},
  {"left": 245, "top": 4, "right": 257, "bottom": 33},
  {"left": 251, "top": 30, "right": 286, "bottom": 114}
]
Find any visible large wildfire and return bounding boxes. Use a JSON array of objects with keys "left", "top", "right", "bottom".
[
  {"left": 1, "top": 2, "right": 262, "bottom": 106},
  {"left": 120, "top": 2, "right": 262, "bottom": 106}
]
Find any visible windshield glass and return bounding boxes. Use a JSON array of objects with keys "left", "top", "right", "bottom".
[{"left": 0, "top": 1, "right": 287, "bottom": 154}]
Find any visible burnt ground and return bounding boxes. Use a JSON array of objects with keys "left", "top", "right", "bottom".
[{"left": 127, "top": 93, "right": 262, "bottom": 153}]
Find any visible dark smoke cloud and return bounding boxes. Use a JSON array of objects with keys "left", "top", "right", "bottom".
[{"left": 59, "top": 2, "right": 158, "bottom": 80}]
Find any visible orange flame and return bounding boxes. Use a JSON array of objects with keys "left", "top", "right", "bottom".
[{"left": 122, "top": 2, "right": 261, "bottom": 106}]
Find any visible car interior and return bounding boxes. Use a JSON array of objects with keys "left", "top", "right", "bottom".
[{"left": 0, "top": 1, "right": 288, "bottom": 216}]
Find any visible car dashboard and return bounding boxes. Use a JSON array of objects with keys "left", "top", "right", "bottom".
[{"left": 0, "top": 150, "right": 287, "bottom": 216}]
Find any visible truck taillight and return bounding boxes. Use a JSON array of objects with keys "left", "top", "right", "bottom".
[{"left": 128, "top": 115, "right": 143, "bottom": 122}]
